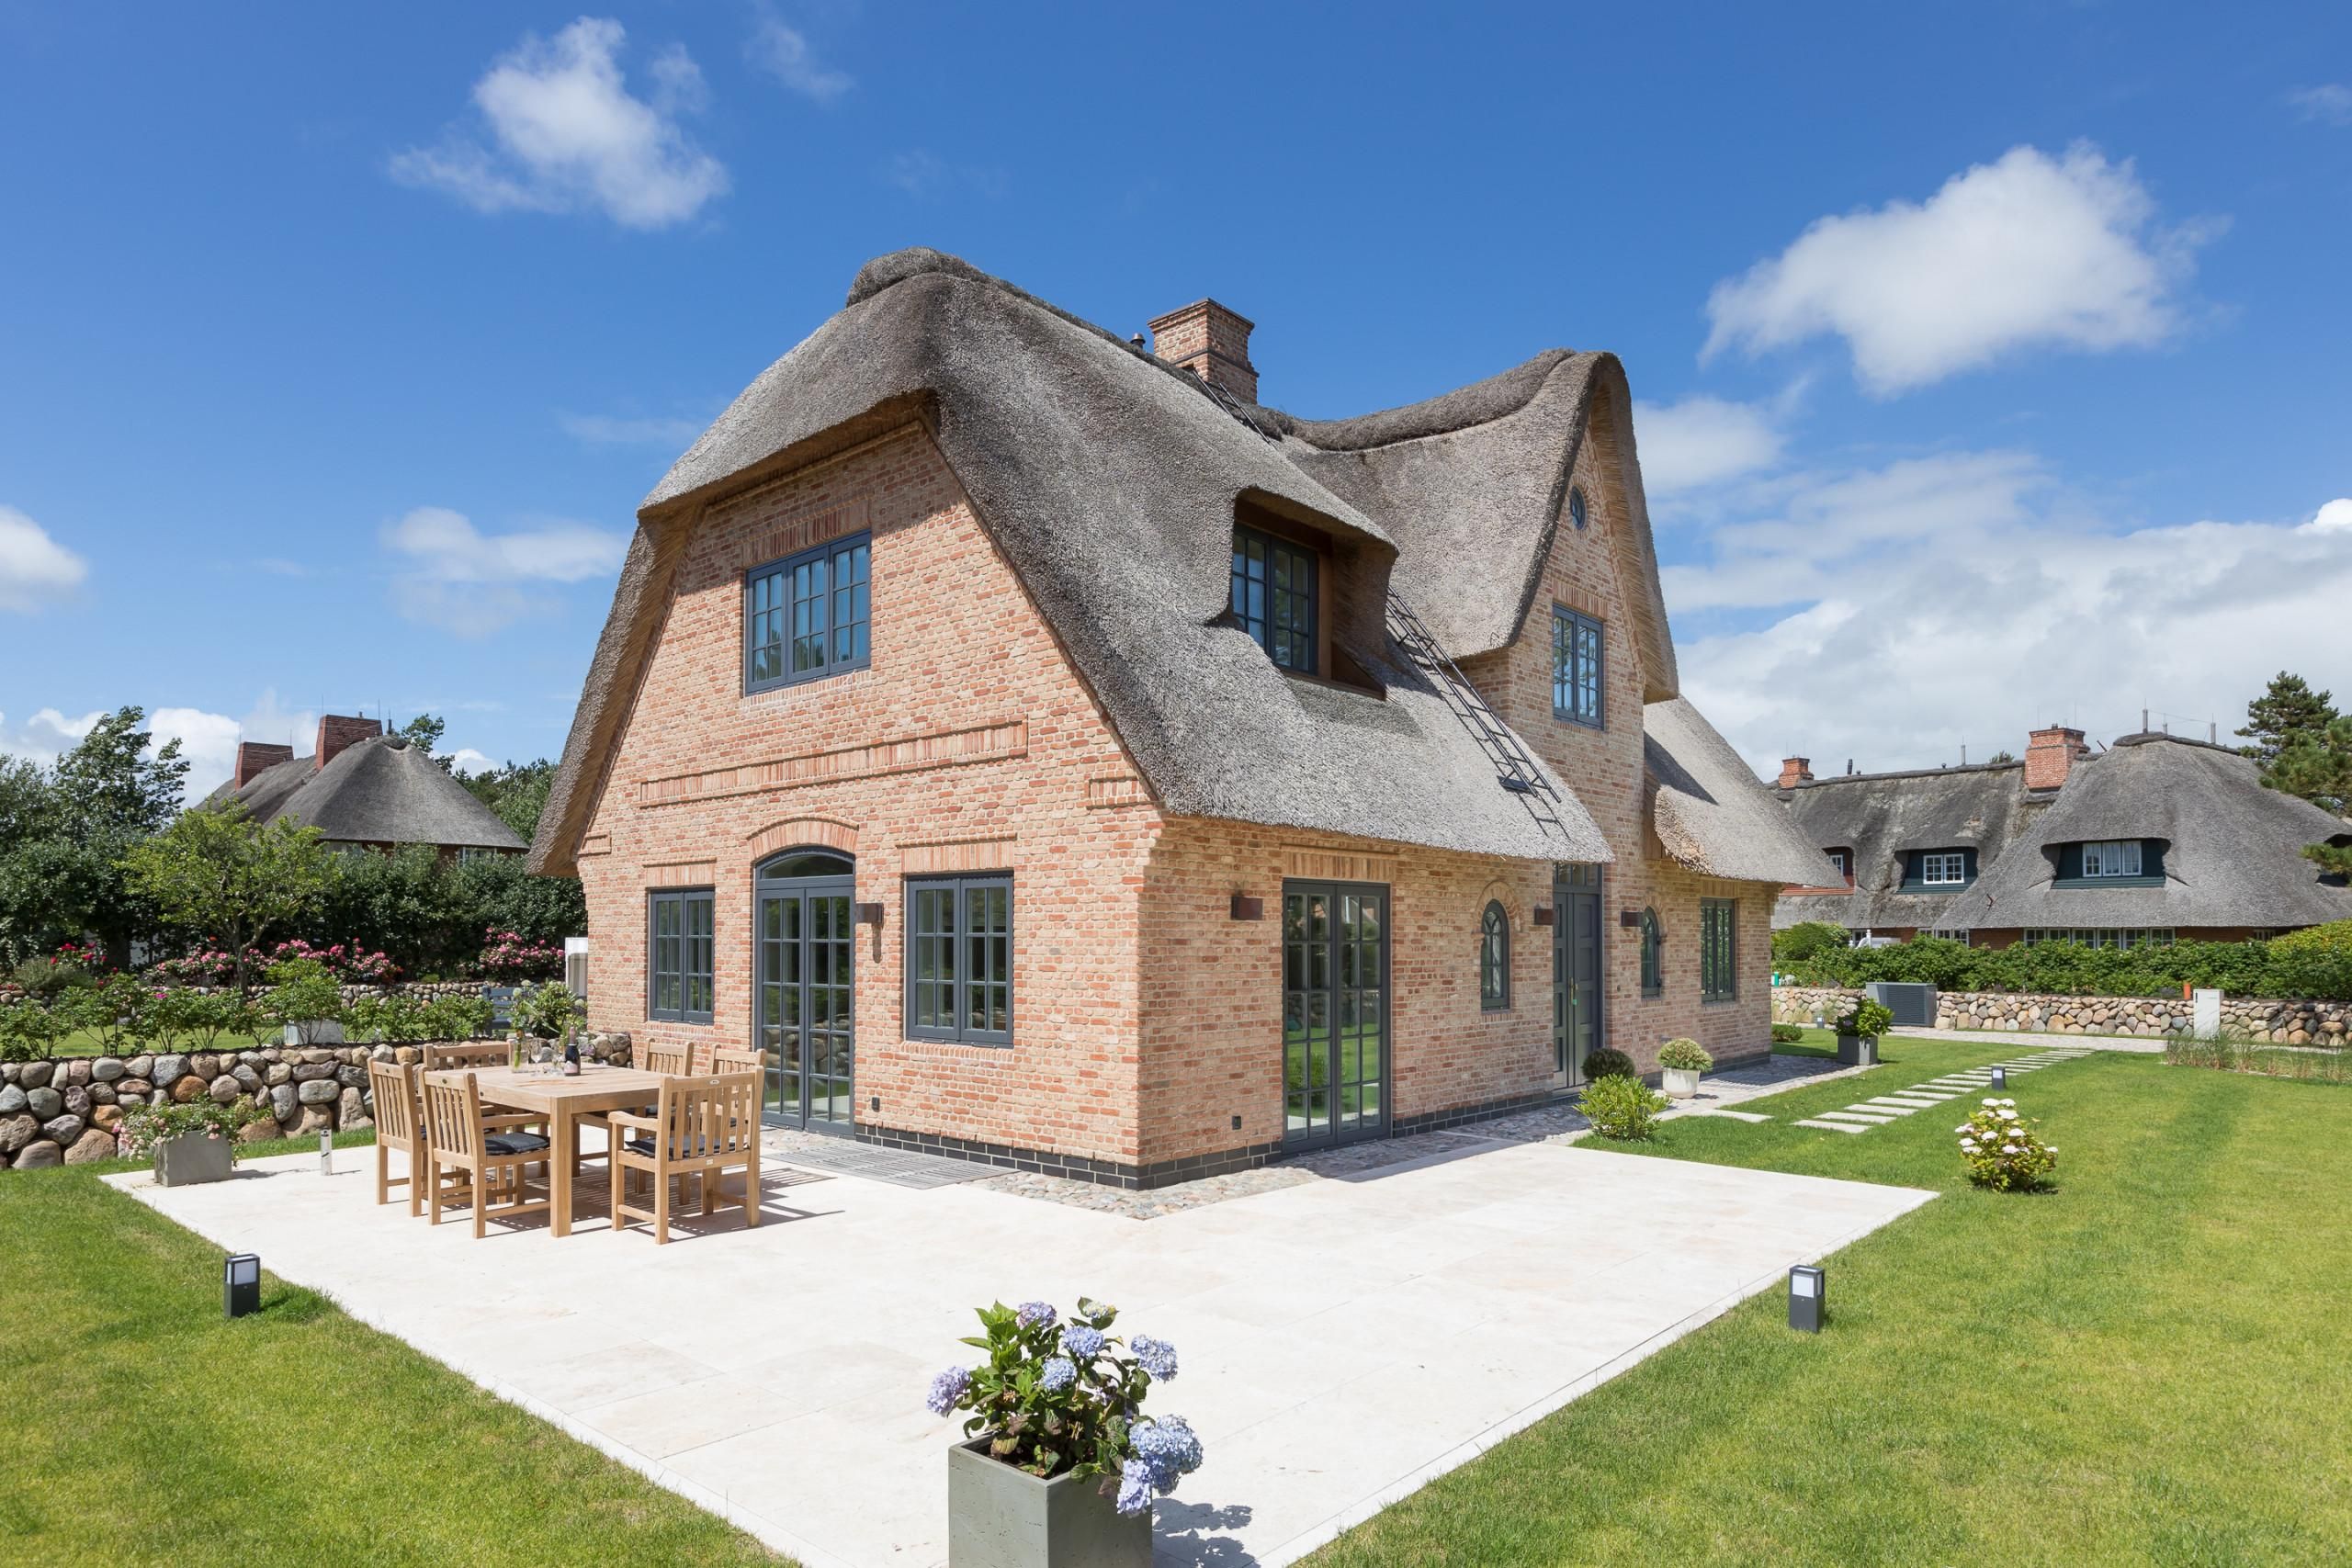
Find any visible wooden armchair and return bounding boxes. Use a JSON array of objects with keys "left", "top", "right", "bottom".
[
  {"left": 366, "top": 1059, "right": 426, "bottom": 1217},
  {"left": 713, "top": 1046, "right": 770, "bottom": 1077},
  {"left": 419, "top": 1072, "right": 554, "bottom": 1238},
  {"left": 608, "top": 1073, "right": 763, "bottom": 1245},
  {"left": 640, "top": 1043, "right": 691, "bottom": 1077}
]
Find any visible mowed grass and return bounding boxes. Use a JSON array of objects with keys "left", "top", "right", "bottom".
[
  {"left": 1310, "top": 1039, "right": 2352, "bottom": 1566},
  {"left": 0, "top": 1168, "right": 786, "bottom": 1566}
]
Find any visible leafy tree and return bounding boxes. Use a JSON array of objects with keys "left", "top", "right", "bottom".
[
  {"left": 1770, "top": 920, "right": 1852, "bottom": 966},
  {"left": 0, "top": 708, "right": 186, "bottom": 964},
  {"left": 53, "top": 706, "right": 188, "bottom": 841},
  {"left": 398, "top": 713, "right": 452, "bottom": 772},
  {"left": 2268, "top": 713, "right": 2352, "bottom": 817},
  {"left": 1986, "top": 750, "right": 2017, "bottom": 764},
  {"left": 119, "top": 806, "right": 334, "bottom": 992},
  {"left": 458, "top": 757, "right": 557, "bottom": 842},
  {"left": 2238, "top": 671, "right": 2337, "bottom": 767}
]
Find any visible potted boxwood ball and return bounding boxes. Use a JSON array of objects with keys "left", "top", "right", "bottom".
[
  {"left": 1836, "top": 999, "right": 1894, "bottom": 1066},
  {"left": 927, "top": 1297, "right": 1200, "bottom": 1568},
  {"left": 1657, "top": 1038, "right": 1712, "bottom": 1098}
]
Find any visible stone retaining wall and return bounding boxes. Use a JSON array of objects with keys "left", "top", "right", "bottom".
[
  {"left": 0, "top": 1031, "right": 634, "bottom": 1170},
  {"left": 1771, "top": 984, "right": 2350, "bottom": 1043}
]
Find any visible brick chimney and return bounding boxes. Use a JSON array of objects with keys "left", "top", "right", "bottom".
[
  {"left": 1778, "top": 756, "right": 1814, "bottom": 789},
  {"left": 1148, "top": 299, "right": 1259, "bottom": 402},
  {"left": 314, "top": 714, "right": 382, "bottom": 772},
  {"left": 232, "top": 741, "right": 293, "bottom": 788},
  {"left": 2024, "top": 725, "right": 2088, "bottom": 791}
]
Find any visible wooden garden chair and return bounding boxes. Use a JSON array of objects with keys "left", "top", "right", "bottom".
[
  {"left": 607, "top": 1072, "right": 763, "bottom": 1245},
  {"left": 640, "top": 1042, "right": 691, "bottom": 1077},
  {"left": 713, "top": 1045, "right": 769, "bottom": 1077},
  {"left": 419, "top": 1072, "right": 554, "bottom": 1239},
  {"left": 424, "top": 1041, "right": 512, "bottom": 1071},
  {"left": 366, "top": 1058, "right": 426, "bottom": 1217}
]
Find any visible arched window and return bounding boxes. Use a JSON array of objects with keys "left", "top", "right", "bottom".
[
  {"left": 1479, "top": 900, "right": 1510, "bottom": 1010},
  {"left": 1568, "top": 486, "right": 1589, "bottom": 530},
  {"left": 1639, "top": 908, "right": 1664, "bottom": 998}
]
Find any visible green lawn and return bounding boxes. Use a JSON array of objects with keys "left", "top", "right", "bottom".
[
  {"left": 0, "top": 1166, "right": 786, "bottom": 1565},
  {"left": 40, "top": 1025, "right": 278, "bottom": 1057},
  {"left": 1310, "top": 1038, "right": 2352, "bottom": 1566}
]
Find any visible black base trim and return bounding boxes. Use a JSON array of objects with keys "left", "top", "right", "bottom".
[{"left": 854, "top": 1123, "right": 1284, "bottom": 1190}]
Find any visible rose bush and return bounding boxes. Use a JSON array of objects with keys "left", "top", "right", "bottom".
[{"left": 1956, "top": 1097, "right": 2057, "bottom": 1191}]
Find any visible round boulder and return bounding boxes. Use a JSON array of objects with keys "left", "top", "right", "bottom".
[
  {"left": 89, "top": 1056, "right": 126, "bottom": 1083},
  {"left": 169, "top": 1075, "right": 206, "bottom": 1104},
  {"left": 296, "top": 1077, "right": 340, "bottom": 1107},
  {"left": 291, "top": 1062, "right": 335, "bottom": 1083},
  {"left": 18, "top": 1061, "right": 52, "bottom": 1091},
  {"left": 62, "top": 1086, "right": 90, "bottom": 1118},
  {"left": 13, "top": 1141, "right": 62, "bottom": 1169},
  {"left": 62, "top": 1059, "right": 92, "bottom": 1088},
  {"left": 0, "top": 1084, "right": 25, "bottom": 1116},
  {"left": 62, "top": 1128, "right": 118, "bottom": 1165},
  {"left": 334, "top": 1065, "right": 367, "bottom": 1089},
  {"left": 0, "top": 1113, "right": 38, "bottom": 1156},
  {"left": 208, "top": 1075, "right": 242, "bottom": 1106},
  {"left": 232, "top": 1065, "right": 262, "bottom": 1093},
  {"left": 123, "top": 1055, "right": 154, "bottom": 1079},
  {"left": 264, "top": 1064, "right": 291, "bottom": 1087},
  {"left": 87, "top": 1083, "right": 115, "bottom": 1106},
  {"left": 269, "top": 1084, "right": 298, "bottom": 1122},
  {"left": 153, "top": 1055, "right": 189, "bottom": 1088},
  {"left": 237, "top": 1116, "right": 279, "bottom": 1145},
  {"left": 291, "top": 1105, "right": 333, "bottom": 1135},
  {"left": 337, "top": 1087, "right": 370, "bottom": 1131},
  {"left": 26, "top": 1087, "right": 62, "bottom": 1121},
  {"left": 115, "top": 1077, "right": 151, "bottom": 1097},
  {"left": 41, "top": 1113, "right": 85, "bottom": 1145},
  {"left": 189, "top": 1053, "right": 220, "bottom": 1081},
  {"left": 91, "top": 1103, "right": 123, "bottom": 1131}
]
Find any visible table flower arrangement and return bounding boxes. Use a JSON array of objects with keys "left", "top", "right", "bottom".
[
  {"left": 925, "top": 1296, "right": 1202, "bottom": 1517},
  {"left": 1956, "top": 1097, "right": 2057, "bottom": 1191}
]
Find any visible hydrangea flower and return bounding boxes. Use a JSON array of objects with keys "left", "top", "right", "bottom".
[
  {"left": 1130, "top": 1334, "right": 1179, "bottom": 1382},
  {"left": 1125, "top": 1415, "right": 1204, "bottom": 1495},
  {"left": 1015, "top": 1300, "right": 1057, "bottom": 1329},
  {"left": 924, "top": 1365, "right": 971, "bottom": 1416},
  {"left": 1115, "top": 1457, "right": 1156, "bottom": 1516},
  {"left": 1060, "top": 1324, "right": 1106, "bottom": 1360},
  {"left": 1039, "top": 1356, "right": 1076, "bottom": 1393}
]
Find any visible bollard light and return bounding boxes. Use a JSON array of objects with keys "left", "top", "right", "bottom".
[
  {"left": 224, "top": 1253, "right": 261, "bottom": 1319},
  {"left": 320, "top": 1128, "right": 334, "bottom": 1176},
  {"left": 1990, "top": 1066, "right": 2007, "bottom": 1090},
  {"left": 1788, "top": 1264, "right": 1826, "bottom": 1334}
]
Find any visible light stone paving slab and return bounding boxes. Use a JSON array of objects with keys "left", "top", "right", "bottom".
[
  {"left": 1816, "top": 1111, "right": 1896, "bottom": 1124},
  {"left": 1691, "top": 1109, "right": 1773, "bottom": 1123},
  {"left": 1860, "top": 1100, "right": 1928, "bottom": 1112},
  {"left": 1793, "top": 1118, "right": 1871, "bottom": 1134},
  {"left": 111, "top": 1132, "right": 1930, "bottom": 1568}
]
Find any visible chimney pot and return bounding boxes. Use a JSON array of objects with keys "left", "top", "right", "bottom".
[
  {"left": 314, "top": 714, "right": 383, "bottom": 773},
  {"left": 1148, "top": 299, "right": 1258, "bottom": 402},
  {"left": 1777, "top": 756, "right": 1814, "bottom": 789},
  {"left": 232, "top": 741, "right": 294, "bottom": 790},
  {"left": 2024, "top": 725, "right": 2089, "bottom": 791}
]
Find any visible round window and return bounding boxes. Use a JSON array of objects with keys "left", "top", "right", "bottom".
[{"left": 1569, "top": 487, "right": 1589, "bottom": 530}]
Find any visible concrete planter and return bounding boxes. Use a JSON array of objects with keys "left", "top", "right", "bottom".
[
  {"left": 1836, "top": 1033, "right": 1880, "bottom": 1067},
  {"left": 947, "top": 1438, "right": 1150, "bottom": 1568},
  {"left": 1660, "top": 1066, "right": 1702, "bottom": 1100},
  {"left": 282, "top": 1021, "right": 346, "bottom": 1046},
  {"left": 154, "top": 1133, "right": 234, "bottom": 1188}
]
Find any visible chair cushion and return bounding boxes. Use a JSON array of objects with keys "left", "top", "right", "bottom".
[
  {"left": 627, "top": 1134, "right": 716, "bottom": 1157},
  {"left": 484, "top": 1132, "right": 551, "bottom": 1156}
]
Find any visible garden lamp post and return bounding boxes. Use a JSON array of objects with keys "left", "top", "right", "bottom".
[
  {"left": 1788, "top": 1264, "right": 1825, "bottom": 1333},
  {"left": 320, "top": 1127, "right": 334, "bottom": 1175},
  {"left": 224, "top": 1253, "right": 261, "bottom": 1319},
  {"left": 1990, "top": 1066, "right": 2007, "bottom": 1090}
]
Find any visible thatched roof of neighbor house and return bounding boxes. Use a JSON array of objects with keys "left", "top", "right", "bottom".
[
  {"left": 1775, "top": 760, "right": 2041, "bottom": 931},
  {"left": 209, "top": 736, "right": 526, "bottom": 852}
]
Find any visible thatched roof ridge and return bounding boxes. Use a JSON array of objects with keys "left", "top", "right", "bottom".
[
  {"left": 1644, "top": 698, "right": 1844, "bottom": 886},
  {"left": 210, "top": 736, "right": 525, "bottom": 852}
]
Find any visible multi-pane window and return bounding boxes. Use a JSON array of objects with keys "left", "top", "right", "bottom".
[
  {"left": 1639, "top": 908, "right": 1664, "bottom": 999},
  {"left": 746, "top": 532, "right": 872, "bottom": 692},
  {"left": 1929, "top": 929, "right": 1973, "bottom": 944},
  {"left": 2080, "top": 840, "right": 2143, "bottom": 877},
  {"left": 1479, "top": 901, "right": 1510, "bottom": 1011},
  {"left": 647, "top": 888, "right": 714, "bottom": 1023},
  {"left": 1918, "top": 851, "right": 1968, "bottom": 886},
  {"left": 1552, "top": 607, "right": 1603, "bottom": 727},
  {"left": 2023, "top": 928, "right": 2174, "bottom": 950},
  {"left": 1826, "top": 849, "right": 1849, "bottom": 880},
  {"left": 1230, "top": 525, "right": 1317, "bottom": 673},
  {"left": 1700, "top": 898, "right": 1737, "bottom": 1003},
  {"left": 905, "top": 874, "right": 1012, "bottom": 1045}
]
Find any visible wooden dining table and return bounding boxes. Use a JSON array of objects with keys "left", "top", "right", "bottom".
[{"left": 461, "top": 1064, "right": 670, "bottom": 1238}]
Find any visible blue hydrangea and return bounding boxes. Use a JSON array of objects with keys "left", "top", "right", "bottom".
[
  {"left": 923, "top": 1365, "right": 971, "bottom": 1416},
  {"left": 1015, "top": 1300, "right": 1057, "bottom": 1329},
  {"left": 1038, "top": 1356, "right": 1076, "bottom": 1393},
  {"left": 1059, "top": 1324, "right": 1106, "bottom": 1360},
  {"left": 1130, "top": 1415, "right": 1204, "bottom": 1485},
  {"left": 1114, "top": 1457, "right": 1155, "bottom": 1517},
  {"left": 1130, "top": 1334, "right": 1179, "bottom": 1382}
]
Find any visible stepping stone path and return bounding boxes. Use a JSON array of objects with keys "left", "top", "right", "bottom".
[{"left": 1792, "top": 1047, "right": 2094, "bottom": 1136}]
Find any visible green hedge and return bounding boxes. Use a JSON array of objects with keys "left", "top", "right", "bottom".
[{"left": 1783, "top": 921, "right": 2352, "bottom": 1002}]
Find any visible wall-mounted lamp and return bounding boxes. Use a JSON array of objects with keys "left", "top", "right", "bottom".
[
  {"left": 1788, "top": 1263, "right": 1825, "bottom": 1333},
  {"left": 1532, "top": 905, "right": 1555, "bottom": 927},
  {"left": 1618, "top": 909, "right": 1642, "bottom": 928},
  {"left": 225, "top": 1253, "right": 261, "bottom": 1319},
  {"left": 1228, "top": 894, "right": 1263, "bottom": 921},
  {"left": 855, "top": 902, "right": 885, "bottom": 927}
]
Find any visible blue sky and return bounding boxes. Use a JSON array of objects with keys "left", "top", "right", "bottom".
[{"left": 3, "top": 1, "right": 2348, "bottom": 794}]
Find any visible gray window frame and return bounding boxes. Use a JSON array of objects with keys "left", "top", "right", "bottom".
[
  {"left": 646, "top": 886, "right": 715, "bottom": 1024},
  {"left": 1552, "top": 605, "right": 1604, "bottom": 728},
  {"left": 744, "top": 530, "right": 873, "bottom": 694},
  {"left": 1479, "top": 900, "right": 1510, "bottom": 1011},
  {"left": 1230, "top": 524, "right": 1317, "bottom": 674},
  {"left": 903, "top": 874, "right": 1013, "bottom": 1047},
  {"left": 1700, "top": 897, "right": 1737, "bottom": 1004}
]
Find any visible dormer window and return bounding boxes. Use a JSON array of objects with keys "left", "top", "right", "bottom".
[
  {"left": 2081, "top": 840, "right": 2143, "bottom": 878},
  {"left": 1918, "top": 851, "right": 1968, "bottom": 886},
  {"left": 1231, "top": 524, "right": 1317, "bottom": 674}
]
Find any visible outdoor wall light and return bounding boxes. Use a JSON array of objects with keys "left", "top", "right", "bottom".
[
  {"left": 224, "top": 1253, "right": 261, "bottom": 1319},
  {"left": 1532, "top": 904, "right": 1555, "bottom": 927},
  {"left": 854, "top": 902, "right": 885, "bottom": 927},
  {"left": 1788, "top": 1264, "right": 1826, "bottom": 1334},
  {"left": 1228, "top": 894, "right": 1263, "bottom": 921},
  {"left": 1990, "top": 1066, "right": 2007, "bottom": 1090}
]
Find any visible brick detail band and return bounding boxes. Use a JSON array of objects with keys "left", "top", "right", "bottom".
[
  {"left": 579, "top": 832, "right": 612, "bottom": 858},
  {"left": 1086, "top": 775, "right": 1149, "bottom": 809},
  {"left": 900, "top": 838, "right": 1017, "bottom": 874},
  {"left": 1282, "top": 847, "right": 1400, "bottom": 884},
  {"left": 741, "top": 496, "right": 869, "bottom": 575},
  {"left": 644, "top": 861, "right": 717, "bottom": 886},
  {"left": 640, "top": 720, "right": 1028, "bottom": 806}
]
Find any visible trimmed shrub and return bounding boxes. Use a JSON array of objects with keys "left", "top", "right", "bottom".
[
  {"left": 1770, "top": 1023, "right": 1807, "bottom": 1044},
  {"left": 1657, "top": 1038, "right": 1713, "bottom": 1072},
  {"left": 1580, "top": 1074, "right": 1669, "bottom": 1141},
  {"left": 1771, "top": 921, "right": 1852, "bottom": 967},
  {"left": 1582, "top": 1047, "right": 1638, "bottom": 1081}
]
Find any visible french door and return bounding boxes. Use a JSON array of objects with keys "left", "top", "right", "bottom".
[
  {"left": 1281, "top": 881, "right": 1389, "bottom": 1150},
  {"left": 754, "top": 852, "right": 856, "bottom": 1134},
  {"left": 1553, "top": 863, "right": 1602, "bottom": 1089}
]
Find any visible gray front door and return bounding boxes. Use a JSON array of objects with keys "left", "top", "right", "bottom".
[
  {"left": 754, "top": 851, "right": 855, "bottom": 1134},
  {"left": 1282, "top": 881, "right": 1389, "bottom": 1149},
  {"left": 1553, "top": 863, "right": 1602, "bottom": 1089}
]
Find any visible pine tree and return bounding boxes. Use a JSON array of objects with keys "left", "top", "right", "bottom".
[{"left": 2237, "top": 671, "right": 2336, "bottom": 766}]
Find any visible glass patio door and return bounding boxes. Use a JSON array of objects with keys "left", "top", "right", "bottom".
[
  {"left": 1553, "top": 863, "right": 1602, "bottom": 1089},
  {"left": 754, "top": 852, "right": 856, "bottom": 1134},
  {"left": 1281, "top": 881, "right": 1389, "bottom": 1150}
]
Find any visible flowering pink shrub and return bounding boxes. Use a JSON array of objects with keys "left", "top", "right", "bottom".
[
  {"left": 146, "top": 939, "right": 401, "bottom": 987},
  {"left": 475, "top": 929, "right": 562, "bottom": 981}
]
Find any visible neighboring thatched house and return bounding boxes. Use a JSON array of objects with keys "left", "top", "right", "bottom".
[
  {"left": 209, "top": 716, "right": 526, "bottom": 859},
  {"left": 530, "top": 248, "right": 1830, "bottom": 1188},
  {"left": 1774, "top": 728, "right": 2352, "bottom": 948}
]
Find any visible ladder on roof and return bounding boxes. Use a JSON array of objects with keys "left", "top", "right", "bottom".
[
  {"left": 1198, "top": 375, "right": 1282, "bottom": 443},
  {"left": 1385, "top": 593, "right": 1576, "bottom": 844}
]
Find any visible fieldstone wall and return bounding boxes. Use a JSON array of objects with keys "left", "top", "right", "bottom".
[
  {"left": 1771, "top": 984, "right": 2350, "bottom": 1043},
  {"left": 0, "top": 1032, "right": 634, "bottom": 1171}
]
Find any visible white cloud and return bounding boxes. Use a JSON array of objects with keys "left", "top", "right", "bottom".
[
  {"left": 1633, "top": 396, "right": 1787, "bottom": 497},
  {"left": 390, "top": 17, "right": 729, "bottom": 230},
  {"left": 0, "top": 707, "right": 104, "bottom": 766},
  {"left": 447, "top": 747, "right": 497, "bottom": 774},
  {"left": 0, "top": 505, "right": 89, "bottom": 611},
  {"left": 0, "top": 693, "right": 322, "bottom": 799},
  {"left": 559, "top": 411, "right": 704, "bottom": 447},
  {"left": 381, "top": 505, "right": 628, "bottom": 637},
  {"left": 1704, "top": 144, "right": 2215, "bottom": 394},
  {"left": 2288, "top": 84, "right": 2352, "bottom": 126},
  {"left": 746, "top": 5, "right": 852, "bottom": 103},
  {"left": 1670, "top": 469, "right": 2352, "bottom": 778}
]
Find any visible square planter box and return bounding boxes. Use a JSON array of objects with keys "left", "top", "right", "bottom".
[
  {"left": 947, "top": 1438, "right": 1150, "bottom": 1568},
  {"left": 282, "top": 1021, "right": 346, "bottom": 1046},
  {"left": 1836, "top": 1033, "right": 1880, "bottom": 1067},
  {"left": 1661, "top": 1066, "right": 1702, "bottom": 1099},
  {"left": 155, "top": 1134, "right": 234, "bottom": 1188}
]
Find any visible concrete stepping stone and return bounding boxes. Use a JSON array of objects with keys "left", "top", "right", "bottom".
[
  {"left": 1690, "top": 1108, "right": 1772, "bottom": 1122},
  {"left": 1794, "top": 1118, "right": 1870, "bottom": 1134},
  {"left": 1860, "top": 1099, "right": 1926, "bottom": 1113},
  {"left": 1819, "top": 1110, "right": 1896, "bottom": 1124}
]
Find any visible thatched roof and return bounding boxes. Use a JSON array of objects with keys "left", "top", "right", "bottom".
[
  {"left": 1644, "top": 698, "right": 1844, "bottom": 885},
  {"left": 535, "top": 249, "right": 1686, "bottom": 875},
  {"left": 1937, "top": 734, "right": 2352, "bottom": 930},
  {"left": 210, "top": 736, "right": 526, "bottom": 852},
  {"left": 1773, "top": 761, "right": 2038, "bottom": 931}
]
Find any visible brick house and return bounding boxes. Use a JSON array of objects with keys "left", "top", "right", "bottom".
[
  {"left": 209, "top": 715, "right": 525, "bottom": 860},
  {"left": 531, "top": 250, "right": 1829, "bottom": 1188},
  {"left": 1773, "top": 727, "right": 2352, "bottom": 949}
]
